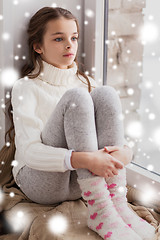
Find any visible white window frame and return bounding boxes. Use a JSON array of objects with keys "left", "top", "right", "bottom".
[{"left": 126, "top": 162, "right": 160, "bottom": 197}]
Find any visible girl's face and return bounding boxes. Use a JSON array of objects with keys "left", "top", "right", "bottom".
[{"left": 34, "top": 17, "right": 79, "bottom": 69}]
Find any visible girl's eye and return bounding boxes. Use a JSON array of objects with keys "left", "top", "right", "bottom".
[
  {"left": 72, "top": 37, "right": 78, "bottom": 41},
  {"left": 55, "top": 38, "right": 63, "bottom": 42}
]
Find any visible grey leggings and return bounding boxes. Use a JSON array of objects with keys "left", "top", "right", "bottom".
[{"left": 16, "top": 86, "right": 124, "bottom": 204}]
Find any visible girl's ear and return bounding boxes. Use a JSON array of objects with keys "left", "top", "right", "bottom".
[{"left": 33, "top": 43, "right": 43, "bottom": 54}]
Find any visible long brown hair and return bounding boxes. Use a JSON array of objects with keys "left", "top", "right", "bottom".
[{"left": 5, "top": 6, "right": 93, "bottom": 144}]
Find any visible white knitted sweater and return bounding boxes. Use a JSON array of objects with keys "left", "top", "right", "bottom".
[{"left": 11, "top": 61, "right": 97, "bottom": 181}]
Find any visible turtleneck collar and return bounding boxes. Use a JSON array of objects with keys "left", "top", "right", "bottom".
[{"left": 36, "top": 61, "right": 78, "bottom": 86}]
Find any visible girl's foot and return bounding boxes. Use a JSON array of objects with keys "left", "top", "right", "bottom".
[
  {"left": 105, "top": 168, "right": 155, "bottom": 240},
  {"left": 78, "top": 176, "right": 142, "bottom": 240}
]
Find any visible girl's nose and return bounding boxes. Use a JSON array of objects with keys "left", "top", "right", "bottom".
[{"left": 65, "top": 39, "right": 72, "bottom": 49}]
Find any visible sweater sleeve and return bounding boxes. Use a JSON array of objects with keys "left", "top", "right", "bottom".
[{"left": 11, "top": 79, "right": 69, "bottom": 172}]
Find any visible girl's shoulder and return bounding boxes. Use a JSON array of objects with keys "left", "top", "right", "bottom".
[
  {"left": 12, "top": 77, "right": 37, "bottom": 94},
  {"left": 11, "top": 77, "right": 40, "bottom": 110},
  {"left": 11, "top": 77, "right": 38, "bottom": 105}
]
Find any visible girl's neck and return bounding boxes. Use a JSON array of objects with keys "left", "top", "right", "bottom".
[{"left": 35, "top": 60, "right": 78, "bottom": 86}]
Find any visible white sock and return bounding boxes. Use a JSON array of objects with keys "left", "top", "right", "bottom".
[
  {"left": 77, "top": 176, "right": 142, "bottom": 240},
  {"left": 105, "top": 168, "right": 155, "bottom": 240}
]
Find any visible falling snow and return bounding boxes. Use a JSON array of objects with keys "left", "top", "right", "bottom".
[
  {"left": 6, "top": 142, "right": 11, "bottom": 147},
  {"left": 85, "top": 9, "right": 94, "bottom": 18},
  {"left": 2, "top": 32, "right": 10, "bottom": 41},
  {"left": 127, "top": 88, "right": 134, "bottom": 95},
  {"left": 9, "top": 192, "right": 15, "bottom": 198},
  {"left": 1, "top": 68, "right": 19, "bottom": 87},
  {"left": 48, "top": 214, "right": 68, "bottom": 235},
  {"left": 76, "top": 5, "right": 81, "bottom": 10},
  {"left": 140, "top": 22, "right": 159, "bottom": 43},
  {"left": 11, "top": 160, "right": 18, "bottom": 167},
  {"left": 6, "top": 209, "right": 31, "bottom": 232}
]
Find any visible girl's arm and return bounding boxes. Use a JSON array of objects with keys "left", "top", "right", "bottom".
[
  {"left": 70, "top": 145, "right": 132, "bottom": 178},
  {"left": 104, "top": 145, "right": 133, "bottom": 166},
  {"left": 12, "top": 80, "right": 69, "bottom": 173},
  {"left": 71, "top": 149, "right": 124, "bottom": 178}
]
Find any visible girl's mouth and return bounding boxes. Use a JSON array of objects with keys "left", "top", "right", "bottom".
[{"left": 63, "top": 54, "right": 74, "bottom": 57}]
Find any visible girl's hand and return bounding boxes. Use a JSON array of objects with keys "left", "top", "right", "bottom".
[
  {"left": 88, "top": 149, "right": 124, "bottom": 178},
  {"left": 104, "top": 145, "right": 133, "bottom": 166}
]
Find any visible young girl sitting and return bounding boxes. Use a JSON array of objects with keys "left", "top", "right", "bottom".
[{"left": 11, "top": 6, "right": 155, "bottom": 240}]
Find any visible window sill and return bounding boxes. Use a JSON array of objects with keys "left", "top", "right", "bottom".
[{"left": 126, "top": 162, "right": 160, "bottom": 195}]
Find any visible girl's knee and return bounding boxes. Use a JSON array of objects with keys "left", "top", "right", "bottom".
[
  {"left": 91, "top": 85, "right": 117, "bottom": 98},
  {"left": 92, "top": 86, "right": 120, "bottom": 104},
  {"left": 91, "top": 86, "right": 122, "bottom": 112},
  {"left": 64, "top": 87, "right": 93, "bottom": 107}
]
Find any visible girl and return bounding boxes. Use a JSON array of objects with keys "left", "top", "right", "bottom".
[{"left": 11, "top": 7, "right": 155, "bottom": 240}]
